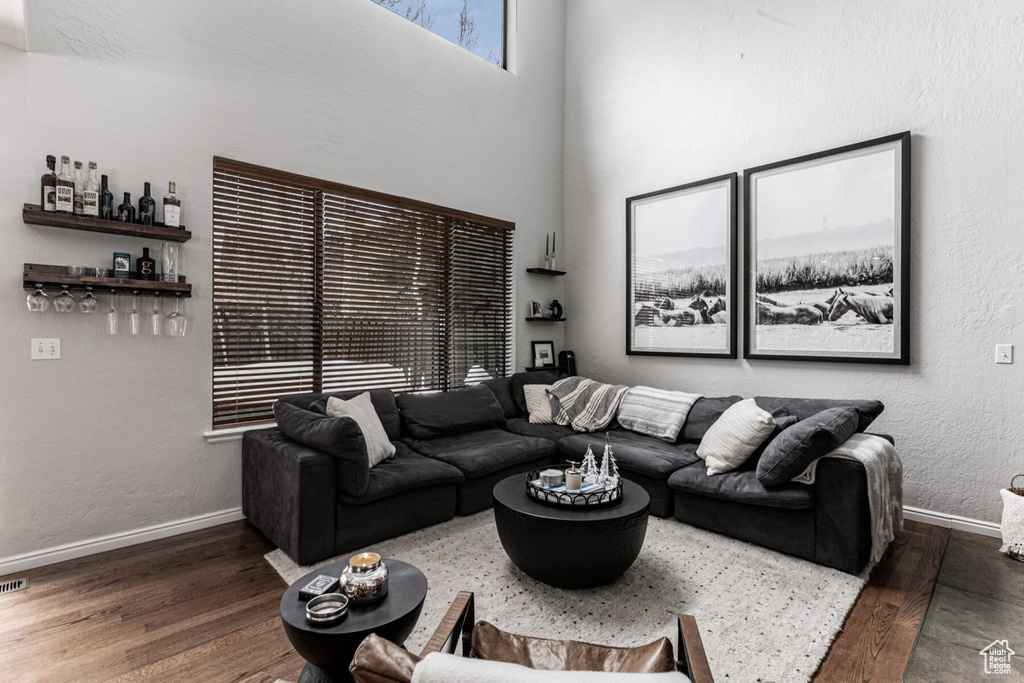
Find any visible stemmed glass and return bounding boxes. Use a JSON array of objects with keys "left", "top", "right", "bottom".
[
  {"left": 106, "top": 290, "right": 119, "bottom": 335},
  {"left": 27, "top": 284, "right": 50, "bottom": 312},
  {"left": 53, "top": 285, "right": 77, "bottom": 313},
  {"left": 127, "top": 291, "right": 142, "bottom": 336},
  {"left": 166, "top": 293, "right": 187, "bottom": 337},
  {"left": 149, "top": 293, "right": 162, "bottom": 335},
  {"left": 78, "top": 287, "right": 99, "bottom": 314}
]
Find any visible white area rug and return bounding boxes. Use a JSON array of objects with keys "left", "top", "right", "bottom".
[{"left": 267, "top": 512, "right": 868, "bottom": 683}]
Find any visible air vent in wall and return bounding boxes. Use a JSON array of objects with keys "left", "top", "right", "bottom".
[{"left": 0, "top": 577, "right": 28, "bottom": 595}]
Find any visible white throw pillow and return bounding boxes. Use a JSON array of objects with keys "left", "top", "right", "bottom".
[
  {"left": 697, "top": 398, "right": 776, "bottom": 476},
  {"left": 326, "top": 393, "right": 396, "bottom": 468},
  {"left": 523, "top": 384, "right": 555, "bottom": 424}
]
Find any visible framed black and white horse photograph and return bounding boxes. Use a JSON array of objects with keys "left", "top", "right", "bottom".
[
  {"left": 743, "top": 132, "right": 911, "bottom": 364},
  {"left": 626, "top": 173, "right": 738, "bottom": 358}
]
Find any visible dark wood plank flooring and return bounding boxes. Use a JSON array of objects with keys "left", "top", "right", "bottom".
[{"left": 0, "top": 518, "right": 955, "bottom": 682}]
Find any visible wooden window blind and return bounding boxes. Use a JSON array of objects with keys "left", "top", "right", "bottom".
[{"left": 212, "top": 158, "right": 514, "bottom": 429}]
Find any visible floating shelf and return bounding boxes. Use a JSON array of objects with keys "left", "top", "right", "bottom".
[
  {"left": 525, "top": 317, "right": 565, "bottom": 322},
  {"left": 526, "top": 267, "right": 566, "bottom": 276},
  {"left": 23, "top": 204, "right": 192, "bottom": 242},
  {"left": 24, "top": 263, "right": 192, "bottom": 297}
]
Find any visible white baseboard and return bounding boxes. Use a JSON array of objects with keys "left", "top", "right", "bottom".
[
  {"left": 0, "top": 507, "right": 245, "bottom": 577},
  {"left": 904, "top": 505, "right": 1002, "bottom": 539}
]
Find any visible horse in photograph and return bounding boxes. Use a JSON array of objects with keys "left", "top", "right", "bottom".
[
  {"left": 826, "top": 291, "right": 894, "bottom": 324},
  {"left": 755, "top": 300, "right": 823, "bottom": 325},
  {"left": 634, "top": 296, "right": 713, "bottom": 326},
  {"left": 708, "top": 297, "right": 727, "bottom": 324}
]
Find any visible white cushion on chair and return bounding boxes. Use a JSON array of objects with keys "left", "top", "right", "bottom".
[{"left": 411, "top": 653, "right": 692, "bottom": 683}]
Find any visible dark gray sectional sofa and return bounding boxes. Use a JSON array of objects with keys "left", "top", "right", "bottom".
[{"left": 242, "top": 370, "right": 884, "bottom": 574}]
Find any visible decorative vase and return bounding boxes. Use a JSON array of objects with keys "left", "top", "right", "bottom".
[
  {"left": 339, "top": 552, "right": 389, "bottom": 604},
  {"left": 548, "top": 299, "right": 563, "bottom": 319}
]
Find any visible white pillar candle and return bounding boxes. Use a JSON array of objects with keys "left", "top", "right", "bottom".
[{"left": 565, "top": 469, "right": 582, "bottom": 493}]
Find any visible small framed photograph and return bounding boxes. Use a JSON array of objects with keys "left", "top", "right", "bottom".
[
  {"left": 113, "top": 252, "right": 131, "bottom": 280},
  {"left": 530, "top": 301, "right": 543, "bottom": 318},
  {"left": 531, "top": 341, "right": 555, "bottom": 367}
]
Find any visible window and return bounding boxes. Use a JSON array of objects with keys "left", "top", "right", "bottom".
[
  {"left": 211, "top": 158, "right": 514, "bottom": 429},
  {"left": 371, "top": 0, "right": 506, "bottom": 67}
]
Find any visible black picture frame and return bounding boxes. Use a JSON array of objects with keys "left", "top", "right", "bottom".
[
  {"left": 531, "top": 341, "right": 555, "bottom": 367},
  {"left": 626, "top": 173, "right": 738, "bottom": 358},
  {"left": 743, "top": 132, "right": 911, "bottom": 364}
]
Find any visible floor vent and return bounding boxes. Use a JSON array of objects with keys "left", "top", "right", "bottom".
[{"left": 0, "top": 577, "right": 29, "bottom": 595}]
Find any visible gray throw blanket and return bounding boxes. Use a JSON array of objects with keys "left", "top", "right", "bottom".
[
  {"left": 548, "top": 377, "right": 630, "bottom": 433},
  {"left": 792, "top": 433, "right": 903, "bottom": 565}
]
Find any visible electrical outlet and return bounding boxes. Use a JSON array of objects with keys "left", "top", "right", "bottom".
[
  {"left": 31, "top": 338, "right": 61, "bottom": 360},
  {"left": 996, "top": 344, "right": 1013, "bottom": 364}
]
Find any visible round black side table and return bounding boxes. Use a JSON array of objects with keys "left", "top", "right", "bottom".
[
  {"left": 492, "top": 475, "right": 650, "bottom": 588},
  {"left": 279, "top": 557, "right": 427, "bottom": 683}
]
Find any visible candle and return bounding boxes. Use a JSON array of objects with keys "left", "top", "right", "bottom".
[{"left": 566, "top": 468, "right": 582, "bottom": 493}]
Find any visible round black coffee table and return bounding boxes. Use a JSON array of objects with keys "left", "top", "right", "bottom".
[
  {"left": 492, "top": 475, "right": 650, "bottom": 588},
  {"left": 279, "top": 557, "right": 427, "bottom": 683}
]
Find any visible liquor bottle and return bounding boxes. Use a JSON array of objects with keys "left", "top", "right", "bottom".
[
  {"left": 55, "top": 156, "right": 74, "bottom": 214},
  {"left": 73, "top": 161, "right": 85, "bottom": 215},
  {"left": 100, "top": 174, "right": 115, "bottom": 220},
  {"left": 41, "top": 155, "right": 57, "bottom": 211},
  {"left": 138, "top": 182, "right": 155, "bottom": 226},
  {"left": 118, "top": 192, "right": 136, "bottom": 223},
  {"left": 163, "top": 181, "right": 181, "bottom": 228},
  {"left": 82, "top": 162, "right": 100, "bottom": 217},
  {"left": 136, "top": 247, "right": 156, "bottom": 281}
]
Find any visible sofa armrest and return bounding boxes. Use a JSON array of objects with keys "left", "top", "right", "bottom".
[
  {"left": 242, "top": 428, "right": 337, "bottom": 565},
  {"left": 812, "top": 457, "right": 871, "bottom": 573}
]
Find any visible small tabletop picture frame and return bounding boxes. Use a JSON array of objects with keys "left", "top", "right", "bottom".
[{"left": 531, "top": 340, "right": 555, "bottom": 367}]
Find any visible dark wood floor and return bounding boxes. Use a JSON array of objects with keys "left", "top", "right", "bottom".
[{"left": 0, "top": 519, "right": 954, "bottom": 682}]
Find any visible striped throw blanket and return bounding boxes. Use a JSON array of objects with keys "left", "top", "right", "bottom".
[
  {"left": 616, "top": 386, "right": 704, "bottom": 442},
  {"left": 548, "top": 377, "right": 630, "bottom": 433}
]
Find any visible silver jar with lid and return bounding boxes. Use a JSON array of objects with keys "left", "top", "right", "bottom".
[{"left": 340, "top": 552, "right": 389, "bottom": 605}]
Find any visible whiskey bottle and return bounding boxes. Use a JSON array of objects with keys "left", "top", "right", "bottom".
[
  {"left": 138, "top": 182, "right": 156, "bottom": 226},
  {"left": 82, "top": 162, "right": 100, "bottom": 217},
  {"left": 118, "top": 192, "right": 136, "bottom": 223},
  {"left": 136, "top": 247, "right": 156, "bottom": 281},
  {"left": 100, "top": 175, "right": 114, "bottom": 220},
  {"left": 55, "top": 156, "right": 74, "bottom": 214},
  {"left": 163, "top": 181, "right": 181, "bottom": 228},
  {"left": 41, "top": 155, "right": 57, "bottom": 211},
  {"left": 73, "top": 161, "right": 85, "bottom": 215}
]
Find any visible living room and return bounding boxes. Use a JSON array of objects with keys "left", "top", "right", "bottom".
[{"left": 2, "top": 1, "right": 1022, "bottom": 681}]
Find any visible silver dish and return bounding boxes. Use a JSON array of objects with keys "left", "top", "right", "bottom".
[{"left": 306, "top": 592, "right": 349, "bottom": 625}]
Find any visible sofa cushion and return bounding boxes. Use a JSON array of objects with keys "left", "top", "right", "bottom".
[
  {"left": 557, "top": 430, "right": 701, "bottom": 480},
  {"left": 326, "top": 393, "right": 396, "bottom": 468},
  {"left": 471, "top": 620, "right": 676, "bottom": 673},
  {"left": 753, "top": 396, "right": 884, "bottom": 432},
  {"left": 679, "top": 395, "right": 744, "bottom": 443},
  {"left": 480, "top": 377, "right": 520, "bottom": 419},
  {"left": 405, "top": 429, "right": 555, "bottom": 479},
  {"left": 338, "top": 442, "right": 465, "bottom": 506},
  {"left": 698, "top": 398, "right": 777, "bottom": 475},
  {"left": 290, "top": 389, "right": 402, "bottom": 441},
  {"left": 511, "top": 369, "right": 562, "bottom": 416},
  {"left": 616, "top": 386, "right": 703, "bottom": 442},
  {"left": 504, "top": 417, "right": 576, "bottom": 442},
  {"left": 524, "top": 384, "right": 556, "bottom": 424},
  {"left": 668, "top": 462, "right": 815, "bottom": 509},
  {"left": 273, "top": 400, "right": 369, "bottom": 498},
  {"left": 757, "top": 407, "right": 861, "bottom": 487},
  {"left": 739, "top": 407, "right": 799, "bottom": 471},
  {"left": 397, "top": 385, "right": 506, "bottom": 440}
]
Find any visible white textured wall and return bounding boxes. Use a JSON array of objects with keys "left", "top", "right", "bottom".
[
  {"left": 0, "top": 0, "right": 565, "bottom": 562},
  {"left": 563, "top": 0, "right": 1024, "bottom": 523}
]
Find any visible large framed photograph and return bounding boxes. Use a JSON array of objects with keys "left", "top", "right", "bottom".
[
  {"left": 743, "top": 132, "right": 910, "bottom": 364},
  {"left": 626, "top": 173, "right": 738, "bottom": 358}
]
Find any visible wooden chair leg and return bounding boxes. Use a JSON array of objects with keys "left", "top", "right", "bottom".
[
  {"left": 420, "top": 592, "right": 475, "bottom": 657},
  {"left": 677, "top": 614, "right": 714, "bottom": 683}
]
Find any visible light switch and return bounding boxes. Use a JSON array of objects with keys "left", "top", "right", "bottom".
[
  {"left": 31, "top": 338, "right": 61, "bottom": 360},
  {"left": 996, "top": 344, "right": 1013, "bottom": 364}
]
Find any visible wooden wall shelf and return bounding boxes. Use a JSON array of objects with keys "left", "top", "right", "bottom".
[
  {"left": 23, "top": 204, "right": 192, "bottom": 242},
  {"left": 525, "top": 267, "right": 566, "bottom": 276},
  {"left": 525, "top": 317, "right": 565, "bottom": 322},
  {"left": 24, "top": 263, "right": 192, "bottom": 297}
]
